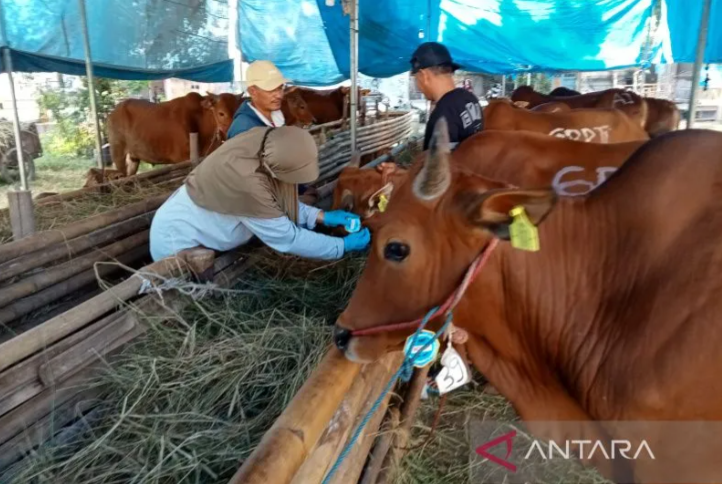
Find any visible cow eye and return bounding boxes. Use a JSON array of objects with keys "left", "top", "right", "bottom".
[{"left": 384, "top": 242, "right": 410, "bottom": 262}]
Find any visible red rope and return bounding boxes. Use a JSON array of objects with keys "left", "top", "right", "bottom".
[{"left": 350, "top": 238, "right": 499, "bottom": 337}]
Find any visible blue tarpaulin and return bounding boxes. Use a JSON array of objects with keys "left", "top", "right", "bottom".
[
  {"left": 658, "top": 0, "right": 721, "bottom": 64},
  {"left": 239, "top": 0, "right": 658, "bottom": 85},
  {"left": 0, "top": 0, "right": 233, "bottom": 82}
]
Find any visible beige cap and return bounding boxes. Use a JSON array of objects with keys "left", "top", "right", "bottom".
[{"left": 246, "top": 60, "right": 289, "bottom": 91}]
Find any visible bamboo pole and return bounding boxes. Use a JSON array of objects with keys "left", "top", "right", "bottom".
[
  {"left": 0, "top": 387, "right": 100, "bottom": 471},
  {"left": 0, "top": 245, "right": 148, "bottom": 327},
  {"left": 0, "top": 368, "right": 94, "bottom": 446},
  {"left": 290, "top": 353, "right": 400, "bottom": 484},
  {"left": 38, "top": 311, "right": 138, "bottom": 386},
  {"left": 228, "top": 348, "right": 361, "bottom": 484},
  {"left": 375, "top": 366, "right": 430, "bottom": 484},
  {"left": 34, "top": 162, "right": 190, "bottom": 206},
  {"left": 359, "top": 407, "right": 401, "bottom": 484},
  {"left": 0, "top": 310, "right": 127, "bottom": 416},
  {"left": 0, "top": 253, "right": 186, "bottom": 372},
  {"left": 0, "top": 213, "right": 152, "bottom": 284},
  {"left": 327, "top": 354, "right": 403, "bottom": 484},
  {"left": 0, "top": 194, "right": 168, "bottom": 264},
  {"left": 0, "top": 231, "right": 149, "bottom": 308}
]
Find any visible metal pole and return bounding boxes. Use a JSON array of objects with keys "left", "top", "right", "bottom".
[
  {"left": 78, "top": 0, "right": 104, "bottom": 169},
  {"left": 2, "top": 48, "right": 28, "bottom": 191},
  {"left": 350, "top": 0, "right": 358, "bottom": 153},
  {"left": 686, "top": 0, "right": 712, "bottom": 129},
  {"left": 501, "top": 75, "right": 506, "bottom": 97},
  {"left": 526, "top": 72, "right": 531, "bottom": 86}
]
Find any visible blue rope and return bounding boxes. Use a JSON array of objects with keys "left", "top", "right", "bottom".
[{"left": 321, "top": 308, "right": 453, "bottom": 484}]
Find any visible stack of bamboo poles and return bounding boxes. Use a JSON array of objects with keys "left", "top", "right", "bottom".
[
  {"left": 0, "top": 193, "right": 171, "bottom": 332},
  {"left": 0, "top": 246, "right": 249, "bottom": 472},
  {"left": 228, "top": 347, "right": 430, "bottom": 484}
]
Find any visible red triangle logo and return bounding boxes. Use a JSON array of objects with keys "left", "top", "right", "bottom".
[{"left": 475, "top": 430, "right": 517, "bottom": 472}]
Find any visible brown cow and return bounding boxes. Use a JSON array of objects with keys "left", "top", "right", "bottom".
[
  {"left": 296, "top": 86, "right": 370, "bottom": 124},
  {"left": 334, "top": 121, "right": 722, "bottom": 482},
  {"left": 644, "top": 97, "right": 681, "bottom": 137},
  {"left": 332, "top": 130, "right": 644, "bottom": 218},
  {"left": 485, "top": 100, "right": 649, "bottom": 143},
  {"left": 108, "top": 92, "right": 241, "bottom": 177},
  {"left": 511, "top": 86, "right": 648, "bottom": 128},
  {"left": 530, "top": 101, "right": 571, "bottom": 113},
  {"left": 236, "top": 89, "right": 316, "bottom": 127}
]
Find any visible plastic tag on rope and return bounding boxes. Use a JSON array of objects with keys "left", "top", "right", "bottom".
[
  {"left": 435, "top": 345, "right": 471, "bottom": 394},
  {"left": 404, "top": 330, "right": 440, "bottom": 368}
]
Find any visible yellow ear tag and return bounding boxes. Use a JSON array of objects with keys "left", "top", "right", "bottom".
[
  {"left": 378, "top": 194, "right": 389, "bottom": 213},
  {"left": 509, "top": 206, "right": 540, "bottom": 252}
]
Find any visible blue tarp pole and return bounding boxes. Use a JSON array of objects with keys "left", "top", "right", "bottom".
[
  {"left": 686, "top": 0, "right": 712, "bottom": 128},
  {"left": 78, "top": 0, "right": 105, "bottom": 170}
]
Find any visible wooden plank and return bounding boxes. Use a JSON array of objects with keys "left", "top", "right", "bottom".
[{"left": 6, "top": 190, "right": 36, "bottom": 240}]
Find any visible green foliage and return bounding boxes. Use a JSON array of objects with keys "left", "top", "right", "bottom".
[{"left": 37, "top": 78, "right": 151, "bottom": 157}]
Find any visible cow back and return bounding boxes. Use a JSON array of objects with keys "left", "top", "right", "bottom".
[{"left": 484, "top": 100, "right": 649, "bottom": 143}]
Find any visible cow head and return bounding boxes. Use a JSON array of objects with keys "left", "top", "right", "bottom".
[
  {"left": 201, "top": 92, "right": 239, "bottom": 135},
  {"left": 332, "top": 160, "right": 408, "bottom": 219},
  {"left": 334, "top": 118, "right": 556, "bottom": 363},
  {"left": 283, "top": 87, "right": 316, "bottom": 127}
]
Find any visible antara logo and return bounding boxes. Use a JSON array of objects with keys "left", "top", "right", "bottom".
[{"left": 475, "top": 430, "right": 655, "bottom": 471}]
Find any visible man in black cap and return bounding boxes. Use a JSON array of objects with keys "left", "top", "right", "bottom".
[{"left": 410, "top": 42, "right": 483, "bottom": 150}]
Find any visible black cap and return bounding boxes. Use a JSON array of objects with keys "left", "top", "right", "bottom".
[{"left": 410, "top": 42, "right": 461, "bottom": 74}]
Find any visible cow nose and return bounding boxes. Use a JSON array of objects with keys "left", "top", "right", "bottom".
[{"left": 333, "top": 326, "right": 352, "bottom": 351}]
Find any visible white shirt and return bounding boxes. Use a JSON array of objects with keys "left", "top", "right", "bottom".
[
  {"left": 150, "top": 185, "right": 344, "bottom": 261},
  {"left": 249, "top": 103, "right": 285, "bottom": 127}
]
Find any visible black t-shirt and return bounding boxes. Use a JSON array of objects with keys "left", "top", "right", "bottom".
[{"left": 424, "top": 88, "right": 484, "bottom": 150}]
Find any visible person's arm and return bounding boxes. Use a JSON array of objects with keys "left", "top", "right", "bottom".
[
  {"left": 241, "top": 214, "right": 344, "bottom": 260},
  {"left": 298, "top": 202, "right": 322, "bottom": 230}
]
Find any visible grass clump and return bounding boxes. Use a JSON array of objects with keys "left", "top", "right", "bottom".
[{"left": 5, "top": 249, "right": 365, "bottom": 484}]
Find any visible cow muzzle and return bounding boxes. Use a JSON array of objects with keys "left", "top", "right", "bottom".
[
  {"left": 332, "top": 322, "right": 392, "bottom": 363},
  {"left": 333, "top": 325, "right": 351, "bottom": 351}
]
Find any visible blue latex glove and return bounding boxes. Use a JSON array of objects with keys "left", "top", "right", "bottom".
[
  {"left": 343, "top": 228, "right": 371, "bottom": 253},
  {"left": 323, "top": 210, "right": 361, "bottom": 229}
]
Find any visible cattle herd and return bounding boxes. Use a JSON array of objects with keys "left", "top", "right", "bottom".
[
  {"left": 101, "top": 85, "right": 366, "bottom": 182},
  {"left": 331, "top": 87, "right": 722, "bottom": 482}
]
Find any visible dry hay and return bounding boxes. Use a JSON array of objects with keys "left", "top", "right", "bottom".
[
  {"left": 3, "top": 248, "right": 365, "bottom": 484},
  {"left": 0, "top": 179, "right": 181, "bottom": 244}
]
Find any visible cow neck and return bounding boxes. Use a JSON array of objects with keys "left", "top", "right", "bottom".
[
  {"left": 199, "top": 109, "right": 223, "bottom": 153},
  {"left": 456, "top": 198, "right": 618, "bottom": 411}
]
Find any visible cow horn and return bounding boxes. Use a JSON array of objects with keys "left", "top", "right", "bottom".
[
  {"left": 348, "top": 151, "right": 361, "bottom": 168},
  {"left": 413, "top": 116, "right": 451, "bottom": 201}
]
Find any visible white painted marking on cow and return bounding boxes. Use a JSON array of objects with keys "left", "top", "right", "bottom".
[
  {"left": 551, "top": 165, "right": 618, "bottom": 196},
  {"left": 613, "top": 92, "right": 635, "bottom": 105},
  {"left": 549, "top": 125, "right": 611, "bottom": 143}
]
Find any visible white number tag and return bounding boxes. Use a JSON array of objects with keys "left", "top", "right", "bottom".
[{"left": 435, "top": 346, "right": 471, "bottom": 394}]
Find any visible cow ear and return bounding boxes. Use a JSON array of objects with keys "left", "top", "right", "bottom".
[
  {"left": 367, "top": 182, "right": 394, "bottom": 214},
  {"left": 460, "top": 188, "right": 556, "bottom": 239},
  {"left": 413, "top": 117, "right": 451, "bottom": 201},
  {"left": 339, "top": 189, "right": 354, "bottom": 212}
]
